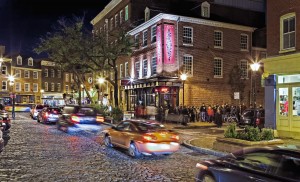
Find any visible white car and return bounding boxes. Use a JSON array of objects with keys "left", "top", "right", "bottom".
[{"left": 30, "top": 104, "right": 48, "bottom": 119}]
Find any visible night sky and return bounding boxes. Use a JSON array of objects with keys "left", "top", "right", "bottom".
[{"left": 0, "top": 0, "right": 110, "bottom": 58}]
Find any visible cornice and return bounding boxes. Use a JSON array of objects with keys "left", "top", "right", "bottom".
[
  {"left": 128, "top": 13, "right": 256, "bottom": 35},
  {"left": 90, "top": 0, "right": 122, "bottom": 25},
  {"left": 12, "top": 66, "right": 42, "bottom": 71}
]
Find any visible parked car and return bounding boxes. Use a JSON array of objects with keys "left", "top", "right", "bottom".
[
  {"left": 103, "top": 119, "right": 180, "bottom": 158},
  {"left": 30, "top": 104, "right": 48, "bottom": 119},
  {"left": 238, "top": 108, "right": 265, "bottom": 129},
  {"left": 195, "top": 146, "right": 300, "bottom": 182},
  {"left": 37, "top": 107, "right": 62, "bottom": 124},
  {"left": 0, "top": 110, "right": 11, "bottom": 131},
  {"left": 57, "top": 105, "right": 104, "bottom": 133}
]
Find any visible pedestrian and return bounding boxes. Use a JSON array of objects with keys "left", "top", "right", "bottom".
[
  {"left": 215, "top": 108, "right": 222, "bottom": 128},
  {"left": 181, "top": 106, "right": 189, "bottom": 125},
  {"left": 207, "top": 105, "right": 214, "bottom": 123},
  {"left": 200, "top": 103, "right": 207, "bottom": 122}
]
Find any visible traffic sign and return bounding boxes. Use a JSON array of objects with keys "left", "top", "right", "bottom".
[{"left": 234, "top": 92, "right": 240, "bottom": 100}]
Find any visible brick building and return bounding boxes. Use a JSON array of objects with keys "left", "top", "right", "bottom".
[{"left": 0, "top": 56, "right": 12, "bottom": 105}]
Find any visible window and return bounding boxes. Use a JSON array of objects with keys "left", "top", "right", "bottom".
[
  {"left": 65, "top": 85, "right": 69, "bottom": 93},
  {"left": 110, "top": 18, "right": 114, "bottom": 30},
  {"left": 17, "top": 56, "right": 22, "bottom": 65},
  {"left": 115, "top": 14, "right": 118, "bottom": 27},
  {"left": 120, "top": 10, "right": 124, "bottom": 24},
  {"left": 57, "top": 83, "right": 61, "bottom": 92},
  {"left": 15, "top": 69, "right": 21, "bottom": 78},
  {"left": 151, "top": 53, "right": 157, "bottom": 75},
  {"left": 70, "top": 73, "right": 74, "bottom": 82},
  {"left": 125, "top": 62, "right": 128, "bottom": 77},
  {"left": 45, "top": 82, "right": 48, "bottom": 91},
  {"left": 214, "top": 58, "right": 223, "bottom": 78},
  {"left": 281, "top": 13, "right": 296, "bottom": 50},
  {"left": 104, "top": 24, "right": 107, "bottom": 33},
  {"left": 1, "top": 65, "right": 7, "bottom": 75},
  {"left": 183, "top": 27, "right": 193, "bottom": 45},
  {"left": 134, "top": 34, "right": 140, "bottom": 48},
  {"left": 24, "top": 70, "right": 30, "bottom": 78},
  {"left": 183, "top": 55, "right": 193, "bottom": 75},
  {"left": 33, "top": 83, "right": 38, "bottom": 92},
  {"left": 240, "top": 60, "right": 248, "bottom": 78},
  {"left": 143, "top": 59, "right": 148, "bottom": 77},
  {"left": 65, "top": 73, "right": 69, "bottom": 82},
  {"left": 15, "top": 83, "right": 21, "bottom": 92},
  {"left": 51, "top": 83, "right": 55, "bottom": 91},
  {"left": 143, "top": 30, "right": 148, "bottom": 47},
  {"left": 57, "top": 70, "right": 61, "bottom": 78},
  {"left": 51, "top": 69, "right": 55, "bottom": 78},
  {"left": 240, "top": 34, "right": 248, "bottom": 50},
  {"left": 214, "top": 31, "right": 223, "bottom": 48},
  {"left": 120, "top": 64, "right": 123, "bottom": 78},
  {"left": 28, "top": 58, "right": 33, "bottom": 66},
  {"left": 33, "top": 71, "right": 38, "bottom": 79},
  {"left": 151, "top": 26, "right": 157, "bottom": 43},
  {"left": 2, "top": 81, "right": 7, "bottom": 91},
  {"left": 125, "top": 5, "right": 129, "bottom": 21},
  {"left": 24, "top": 83, "right": 30, "bottom": 92},
  {"left": 201, "top": 1, "right": 210, "bottom": 18},
  {"left": 135, "top": 61, "right": 140, "bottom": 78},
  {"left": 44, "top": 68, "right": 48, "bottom": 77}
]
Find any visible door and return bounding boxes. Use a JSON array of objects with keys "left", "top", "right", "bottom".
[
  {"left": 277, "top": 87, "right": 290, "bottom": 130},
  {"left": 292, "top": 87, "right": 300, "bottom": 129}
]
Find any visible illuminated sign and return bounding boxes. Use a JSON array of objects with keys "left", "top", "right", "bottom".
[
  {"left": 156, "top": 25, "right": 162, "bottom": 65},
  {"left": 164, "top": 24, "right": 175, "bottom": 64},
  {"left": 155, "top": 87, "right": 169, "bottom": 93}
]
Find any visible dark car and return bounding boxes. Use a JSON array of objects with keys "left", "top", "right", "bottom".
[
  {"left": 239, "top": 108, "right": 265, "bottom": 129},
  {"left": 0, "top": 110, "right": 11, "bottom": 131},
  {"left": 195, "top": 146, "right": 300, "bottom": 182},
  {"left": 37, "top": 107, "right": 62, "bottom": 124},
  {"left": 30, "top": 104, "right": 48, "bottom": 119},
  {"left": 57, "top": 105, "right": 104, "bottom": 133}
]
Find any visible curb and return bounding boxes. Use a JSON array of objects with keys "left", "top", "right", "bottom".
[{"left": 182, "top": 138, "right": 228, "bottom": 157}]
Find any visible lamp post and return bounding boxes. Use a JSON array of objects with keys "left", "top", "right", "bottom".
[
  {"left": 98, "top": 78, "right": 105, "bottom": 104},
  {"left": 8, "top": 75, "right": 15, "bottom": 119},
  {"left": 250, "top": 62, "right": 260, "bottom": 124},
  {"left": 180, "top": 73, "right": 187, "bottom": 106}
]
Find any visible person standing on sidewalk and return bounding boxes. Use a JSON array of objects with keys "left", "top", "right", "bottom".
[
  {"left": 215, "top": 108, "right": 222, "bottom": 128},
  {"left": 200, "top": 103, "right": 207, "bottom": 122}
]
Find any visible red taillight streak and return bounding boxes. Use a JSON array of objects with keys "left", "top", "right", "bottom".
[{"left": 71, "top": 114, "right": 80, "bottom": 124}]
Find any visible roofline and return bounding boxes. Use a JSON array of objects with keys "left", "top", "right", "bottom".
[{"left": 128, "top": 13, "right": 256, "bottom": 35}]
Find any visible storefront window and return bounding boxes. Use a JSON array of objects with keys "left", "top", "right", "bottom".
[
  {"left": 278, "top": 74, "right": 300, "bottom": 84},
  {"left": 279, "top": 88, "right": 288, "bottom": 116},
  {"left": 293, "top": 87, "right": 300, "bottom": 116}
]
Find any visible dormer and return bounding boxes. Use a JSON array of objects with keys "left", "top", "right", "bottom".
[
  {"left": 145, "top": 7, "right": 150, "bottom": 22},
  {"left": 201, "top": 1, "right": 210, "bottom": 18},
  {"left": 28, "top": 57, "right": 33, "bottom": 66},
  {"left": 17, "top": 55, "right": 22, "bottom": 65}
]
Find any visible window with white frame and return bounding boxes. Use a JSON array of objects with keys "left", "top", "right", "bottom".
[
  {"left": 57, "top": 83, "right": 61, "bottom": 92},
  {"left": 214, "top": 58, "right": 223, "bottom": 78},
  {"left": 57, "top": 70, "right": 61, "bottom": 78},
  {"left": 214, "top": 31, "right": 223, "bottom": 48},
  {"left": 51, "top": 83, "right": 55, "bottom": 91},
  {"left": 125, "top": 62, "right": 128, "bottom": 77},
  {"left": 15, "top": 69, "right": 21, "bottom": 78},
  {"left": 135, "top": 61, "right": 140, "bottom": 78},
  {"left": 17, "top": 56, "right": 22, "bottom": 65},
  {"left": 24, "top": 83, "right": 30, "bottom": 92},
  {"left": 134, "top": 34, "right": 140, "bottom": 48},
  {"left": 45, "top": 82, "right": 48, "bottom": 91},
  {"left": 183, "top": 27, "right": 193, "bottom": 45},
  {"left": 183, "top": 55, "right": 193, "bottom": 75},
  {"left": 1, "top": 65, "right": 7, "bottom": 75},
  {"left": 120, "top": 64, "right": 123, "bottom": 78},
  {"left": 120, "top": 10, "right": 124, "bottom": 24},
  {"left": 125, "top": 5, "right": 129, "bottom": 21},
  {"left": 51, "top": 69, "right": 55, "bottom": 78},
  {"left": 281, "top": 13, "right": 296, "bottom": 50},
  {"left": 240, "top": 60, "right": 248, "bottom": 78},
  {"left": 44, "top": 68, "right": 48, "bottom": 77},
  {"left": 2, "top": 81, "right": 7, "bottom": 90},
  {"left": 240, "top": 34, "right": 248, "bottom": 50},
  {"left": 33, "top": 71, "right": 38, "bottom": 79},
  {"left": 28, "top": 58, "right": 33, "bottom": 66},
  {"left": 15, "top": 82, "right": 21, "bottom": 92},
  {"left": 143, "top": 59, "right": 148, "bottom": 77},
  {"left": 65, "top": 85, "right": 69, "bottom": 93},
  {"left": 151, "top": 26, "right": 157, "bottom": 43},
  {"left": 65, "top": 73, "right": 69, "bottom": 82},
  {"left": 201, "top": 1, "right": 210, "bottom": 18},
  {"left": 115, "top": 14, "right": 118, "bottom": 27},
  {"left": 110, "top": 18, "right": 114, "bottom": 30},
  {"left": 104, "top": 24, "right": 107, "bottom": 33},
  {"left": 24, "top": 70, "right": 30, "bottom": 78},
  {"left": 151, "top": 53, "right": 157, "bottom": 75},
  {"left": 143, "top": 30, "right": 148, "bottom": 47},
  {"left": 33, "top": 83, "right": 38, "bottom": 92},
  {"left": 71, "top": 73, "right": 74, "bottom": 82}
]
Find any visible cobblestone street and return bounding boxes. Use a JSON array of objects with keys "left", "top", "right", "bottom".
[{"left": 0, "top": 113, "right": 217, "bottom": 182}]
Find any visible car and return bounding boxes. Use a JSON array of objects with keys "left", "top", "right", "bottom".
[
  {"left": 238, "top": 108, "right": 265, "bottom": 129},
  {"left": 57, "top": 105, "right": 104, "bottom": 133},
  {"left": 30, "top": 104, "right": 48, "bottom": 119},
  {"left": 37, "top": 107, "right": 62, "bottom": 124},
  {"left": 195, "top": 146, "right": 300, "bottom": 182},
  {"left": 103, "top": 119, "right": 180, "bottom": 158},
  {"left": 0, "top": 110, "right": 11, "bottom": 131}
]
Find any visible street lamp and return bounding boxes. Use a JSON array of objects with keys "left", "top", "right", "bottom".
[
  {"left": 180, "top": 73, "right": 187, "bottom": 106},
  {"left": 97, "top": 78, "right": 105, "bottom": 104},
  {"left": 250, "top": 62, "right": 260, "bottom": 109},
  {"left": 8, "top": 75, "right": 15, "bottom": 119}
]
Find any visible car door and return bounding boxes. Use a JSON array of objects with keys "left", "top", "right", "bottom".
[{"left": 110, "top": 121, "right": 130, "bottom": 147}]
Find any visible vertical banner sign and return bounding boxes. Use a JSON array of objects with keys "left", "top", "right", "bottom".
[
  {"left": 156, "top": 25, "right": 162, "bottom": 65},
  {"left": 164, "top": 24, "right": 175, "bottom": 64}
]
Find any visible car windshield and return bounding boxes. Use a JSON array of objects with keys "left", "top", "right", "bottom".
[
  {"left": 36, "top": 105, "right": 44, "bottom": 109},
  {"left": 135, "top": 122, "right": 166, "bottom": 132}
]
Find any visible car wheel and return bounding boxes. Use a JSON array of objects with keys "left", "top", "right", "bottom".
[
  {"left": 128, "top": 142, "right": 141, "bottom": 158},
  {"left": 104, "top": 135, "right": 113, "bottom": 147}
]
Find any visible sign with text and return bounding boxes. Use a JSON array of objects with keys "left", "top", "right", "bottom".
[
  {"left": 164, "top": 24, "right": 175, "bottom": 64},
  {"left": 156, "top": 25, "right": 162, "bottom": 65},
  {"left": 234, "top": 92, "right": 240, "bottom": 100}
]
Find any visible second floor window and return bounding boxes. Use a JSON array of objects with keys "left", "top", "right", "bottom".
[
  {"left": 24, "top": 83, "right": 30, "bottom": 92},
  {"left": 120, "top": 64, "right": 123, "bottom": 78},
  {"left": 151, "top": 26, "right": 157, "bottom": 43},
  {"left": 282, "top": 15, "right": 296, "bottom": 50},
  {"left": 1, "top": 65, "right": 7, "bottom": 75},
  {"left": 151, "top": 53, "right": 157, "bottom": 75},
  {"left": 57, "top": 83, "right": 61, "bottom": 92},
  {"left": 183, "top": 27, "right": 193, "bottom": 45},
  {"left": 15, "top": 82, "right": 21, "bottom": 92},
  {"left": 57, "top": 70, "right": 61, "bottom": 78},
  {"left": 44, "top": 69, "right": 48, "bottom": 77},
  {"left": 240, "top": 34, "right": 248, "bottom": 50},
  {"left": 183, "top": 55, "right": 193, "bottom": 75},
  {"left": 15, "top": 69, "right": 21, "bottom": 78},
  {"left": 65, "top": 73, "right": 69, "bottom": 82},
  {"left": 2, "top": 81, "right": 7, "bottom": 91},
  {"left": 120, "top": 10, "right": 124, "bottom": 24},
  {"left": 33, "top": 83, "right": 38, "bottom": 92},
  {"left": 24, "top": 70, "right": 30, "bottom": 78},
  {"left": 240, "top": 60, "right": 248, "bottom": 78},
  {"left": 125, "top": 62, "right": 128, "bottom": 77},
  {"left": 45, "top": 82, "right": 48, "bottom": 91},
  {"left": 33, "top": 71, "right": 38, "bottom": 79},
  {"left": 214, "top": 58, "right": 223, "bottom": 78},
  {"left": 143, "top": 59, "right": 148, "bottom": 77},
  {"left": 214, "top": 31, "right": 223, "bottom": 48},
  {"left": 51, "top": 83, "right": 55, "bottom": 91},
  {"left": 134, "top": 34, "right": 140, "bottom": 48},
  {"left": 51, "top": 69, "right": 55, "bottom": 78},
  {"left": 143, "top": 30, "right": 148, "bottom": 47},
  {"left": 110, "top": 18, "right": 114, "bottom": 30},
  {"left": 115, "top": 14, "right": 118, "bottom": 27},
  {"left": 135, "top": 61, "right": 140, "bottom": 79}
]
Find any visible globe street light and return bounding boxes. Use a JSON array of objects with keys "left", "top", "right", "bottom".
[
  {"left": 8, "top": 75, "right": 15, "bottom": 119},
  {"left": 180, "top": 73, "right": 187, "bottom": 106},
  {"left": 250, "top": 62, "right": 260, "bottom": 121}
]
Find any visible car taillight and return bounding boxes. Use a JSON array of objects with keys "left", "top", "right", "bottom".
[
  {"left": 96, "top": 116, "right": 104, "bottom": 122},
  {"left": 142, "top": 134, "right": 157, "bottom": 141},
  {"left": 171, "top": 135, "right": 179, "bottom": 141},
  {"left": 71, "top": 114, "right": 80, "bottom": 124}
]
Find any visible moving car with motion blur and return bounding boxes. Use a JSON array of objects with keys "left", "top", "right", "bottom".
[
  {"left": 103, "top": 120, "right": 180, "bottom": 158},
  {"left": 30, "top": 104, "right": 48, "bottom": 119},
  {"left": 195, "top": 146, "right": 300, "bottom": 182},
  {"left": 0, "top": 110, "right": 11, "bottom": 131},
  {"left": 37, "top": 107, "right": 62, "bottom": 124},
  {"left": 57, "top": 105, "right": 104, "bottom": 133}
]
